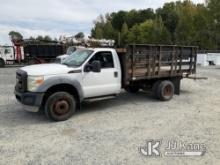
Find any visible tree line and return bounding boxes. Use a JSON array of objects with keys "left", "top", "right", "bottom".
[
  {"left": 91, "top": 0, "right": 220, "bottom": 50},
  {"left": 8, "top": 31, "right": 85, "bottom": 44},
  {"left": 9, "top": 31, "right": 57, "bottom": 43}
]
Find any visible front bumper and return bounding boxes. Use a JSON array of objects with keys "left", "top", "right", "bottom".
[
  {"left": 21, "top": 104, "right": 39, "bottom": 112},
  {"left": 15, "top": 90, "right": 44, "bottom": 113}
]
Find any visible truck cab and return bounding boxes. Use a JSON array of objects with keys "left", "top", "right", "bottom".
[
  {"left": 0, "top": 46, "right": 24, "bottom": 67},
  {"left": 15, "top": 48, "right": 122, "bottom": 121},
  {"left": 0, "top": 46, "right": 15, "bottom": 67}
]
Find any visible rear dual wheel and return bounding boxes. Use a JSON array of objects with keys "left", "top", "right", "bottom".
[{"left": 153, "top": 80, "right": 174, "bottom": 101}]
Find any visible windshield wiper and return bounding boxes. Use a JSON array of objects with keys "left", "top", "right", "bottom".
[{"left": 62, "top": 63, "right": 80, "bottom": 68}]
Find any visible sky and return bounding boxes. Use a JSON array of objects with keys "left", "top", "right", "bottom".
[{"left": 0, "top": 0, "right": 204, "bottom": 45}]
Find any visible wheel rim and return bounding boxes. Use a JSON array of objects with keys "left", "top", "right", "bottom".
[
  {"left": 53, "top": 99, "right": 70, "bottom": 116},
  {"left": 163, "top": 84, "right": 173, "bottom": 97}
]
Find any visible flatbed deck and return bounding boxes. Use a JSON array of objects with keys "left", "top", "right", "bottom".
[{"left": 117, "top": 44, "right": 197, "bottom": 85}]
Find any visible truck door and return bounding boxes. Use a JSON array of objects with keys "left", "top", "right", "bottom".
[{"left": 82, "top": 51, "right": 121, "bottom": 98}]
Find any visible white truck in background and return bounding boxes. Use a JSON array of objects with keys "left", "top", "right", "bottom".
[
  {"left": 0, "top": 39, "right": 115, "bottom": 67},
  {"left": 0, "top": 43, "right": 65, "bottom": 67},
  {"left": 0, "top": 46, "right": 24, "bottom": 67},
  {"left": 55, "top": 46, "right": 80, "bottom": 64}
]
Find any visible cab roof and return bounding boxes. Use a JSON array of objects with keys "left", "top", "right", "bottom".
[{"left": 82, "top": 47, "right": 115, "bottom": 52}]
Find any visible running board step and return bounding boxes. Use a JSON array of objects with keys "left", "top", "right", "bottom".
[{"left": 84, "top": 95, "right": 117, "bottom": 102}]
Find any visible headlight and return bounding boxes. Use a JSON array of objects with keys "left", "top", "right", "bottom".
[{"left": 27, "top": 76, "right": 44, "bottom": 92}]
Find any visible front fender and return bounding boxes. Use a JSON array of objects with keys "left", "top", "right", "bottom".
[{"left": 36, "top": 76, "right": 84, "bottom": 101}]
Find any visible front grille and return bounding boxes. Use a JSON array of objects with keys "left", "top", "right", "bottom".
[{"left": 16, "top": 69, "right": 27, "bottom": 92}]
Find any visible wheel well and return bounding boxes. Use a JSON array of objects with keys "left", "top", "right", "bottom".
[
  {"left": 130, "top": 77, "right": 182, "bottom": 93},
  {"left": 152, "top": 77, "right": 181, "bottom": 95},
  {"left": 42, "top": 84, "right": 80, "bottom": 109}
]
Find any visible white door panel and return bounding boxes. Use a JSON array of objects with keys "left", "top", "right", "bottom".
[
  {"left": 4, "top": 47, "right": 14, "bottom": 60},
  {"left": 82, "top": 68, "right": 120, "bottom": 98},
  {"left": 82, "top": 50, "right": 121, "bottom": 98}
]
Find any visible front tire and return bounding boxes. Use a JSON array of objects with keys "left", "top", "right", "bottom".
[
  {"left": 45, "top": 92, "right": 76, "bottom": 121},
  {"left": 0, "top": 58, "right": 5, "bottom": 68}
]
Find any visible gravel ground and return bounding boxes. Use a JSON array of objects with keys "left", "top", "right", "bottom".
[{"left": 0, "top": 66, "right": 219, "bottom": 165}]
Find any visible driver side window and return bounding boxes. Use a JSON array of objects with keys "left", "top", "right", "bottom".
[
  {"left": 5, "top": 48, "right": 11, "bottom": 54},
  {"left": 89, "top": 51, "right": 114, "bottom": 69}
]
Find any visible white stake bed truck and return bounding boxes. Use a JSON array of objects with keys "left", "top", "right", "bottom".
[{"left": 15, "top": 44, "right": 197, "bottom": 121}]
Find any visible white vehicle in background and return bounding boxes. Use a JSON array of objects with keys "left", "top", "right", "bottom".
[
  {"left": 55, "top": 54, "right": 69, "bottom": 64},
  {"left": 55, "top": 39, "right": 115, "bottom": 64},
  {"left": 0, "top": 46, "right": 24, "bottom": 67},
  {"left": 55, "top": 46, "right": 84, "bottom": 63},
  {"left": 197, "top": 52, "right": 220, "bottom": 66}
]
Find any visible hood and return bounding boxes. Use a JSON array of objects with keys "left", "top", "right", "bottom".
[{"left": 21, "top": 63, "right": 79, "bottom": 76}]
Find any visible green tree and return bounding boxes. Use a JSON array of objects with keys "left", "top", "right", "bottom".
[
  {"left": 125, "top": 10, "right": 139, "bottom": 28},
  {"left": 207, "top": 0, "right": 220, "bottom": 49},
  {"left": 44, "top": 35, "right": 52, "bottom": 41},
  {"left": 175, "top": 1, "right": 197, "bottom": 45},
  {"left": 127, "top": 18, "right": 171, "bottom": 44},
  {"left": 127, "top": 24, "right": 142, "bottom": 43},
  {"left": 9, "top": 31, "right": 23, "bottom": 41},
  {"left": 151, "top": 17, "right": 171, "bottom": 44},
  {"left": 94, "top": 26, "right": 103, "bottom": 39},
  {"left": 103, "top": 21, "right": 115, "bottom": 39},
  {"left": 90, "top": 0, "right": 219, "bottom": 49},
  {"left": 125, "top": 9, "right": 155, "bottom": 28},
  {"left": 121, "top": 22, "right": 129, "bottom": 46},
  {"left": 156, "top": 2, "right": 179, "bottom": 42},
  {"left": 111, "top": 11, "right": 126, "bottom": 31},
  {"left": 91, "top": 14, "right": 106, "bottom": 39},
  {"left": 36, "top": 35, "right": 44, "bottom": 41},
  {"left": 193, "top": 4, "right": 214, "bottom": 49},
  {"left": 138, "top": 9, "right": 155, "bottom": 23},
  {"left": 208, "top": 0, "right": 220, "bottom": 21}
]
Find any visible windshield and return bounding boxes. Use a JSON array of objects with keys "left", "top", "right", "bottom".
[
  {"left": 66, "top": 46, "right": 76, "bottom": 55},
  {"left": 62, "top": 49, "right": 93, "bottom": 67}
]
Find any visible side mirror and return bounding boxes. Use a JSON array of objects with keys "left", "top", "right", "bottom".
[
  {"left": 91, "top": 60, "right": 101, "bottom": 72},
  {"left": 84, "top": 60, "right": 101, "bottom": 73}
]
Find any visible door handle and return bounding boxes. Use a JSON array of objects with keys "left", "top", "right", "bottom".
[{"left": 114, "top": 71, "right": 118, "bottom": 78}]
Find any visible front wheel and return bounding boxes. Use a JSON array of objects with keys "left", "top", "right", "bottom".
[{"left": 45, "top": 92, "right": 76, "bottom": 121}]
